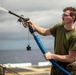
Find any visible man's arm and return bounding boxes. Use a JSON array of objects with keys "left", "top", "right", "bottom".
[
  {"left": 24, "top": 20, "right": 51, "bottom": 36},
  {"left": 44, "top": 50, "right": 76, "bottom": 63}
]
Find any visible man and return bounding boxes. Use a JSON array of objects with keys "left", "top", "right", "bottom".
[{"left": 25, "top": 7, "right": 76, "bottom": 75}]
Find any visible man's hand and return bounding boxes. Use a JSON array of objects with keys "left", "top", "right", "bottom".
[
  {"left": 24, "top": 20, "right": 34, "bottom": 27},
  {"left": 44, "top": 52, "right": 53, "bottom": 60}
]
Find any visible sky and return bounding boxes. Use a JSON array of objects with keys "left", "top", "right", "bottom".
[{"left": 0, "top": 0, "right": 76, "bottom": 50}]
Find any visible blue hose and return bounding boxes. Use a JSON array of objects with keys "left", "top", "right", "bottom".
[{"left": 33, "top": 34, "right": 72, "bottom": 75}]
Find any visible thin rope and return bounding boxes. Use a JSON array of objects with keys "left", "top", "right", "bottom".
[{"left": 28, "top": 28, "right": 30, "bottom": 45}]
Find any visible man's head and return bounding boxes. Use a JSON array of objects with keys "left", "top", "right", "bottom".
[{"left": 62, "top": 7, "right": 76, "bottom": 24}]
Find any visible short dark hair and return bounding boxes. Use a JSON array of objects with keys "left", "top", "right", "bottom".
[{"left": 63, "top": 7, "right": 76, "bottom": 22}]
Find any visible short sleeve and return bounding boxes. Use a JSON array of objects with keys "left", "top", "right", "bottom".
[{"left": 50, "top": 23, "right": 62, "bottom": 37}]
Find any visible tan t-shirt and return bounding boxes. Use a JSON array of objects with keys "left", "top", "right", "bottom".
[{"left": 50, "top": 23, "right": 76, "bottom": 55}]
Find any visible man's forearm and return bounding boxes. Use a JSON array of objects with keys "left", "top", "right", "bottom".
[{"left": 51, "top": 54, "right": 74, "bottom": 62}]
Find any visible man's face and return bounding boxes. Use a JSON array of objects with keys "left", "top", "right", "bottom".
[{"left": 62, "top": 10, "right": 73, "bottom": 24}]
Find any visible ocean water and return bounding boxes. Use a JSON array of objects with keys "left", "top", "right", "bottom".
[{"left": 0, "top": 49, "right": 54, "bottom": 65}]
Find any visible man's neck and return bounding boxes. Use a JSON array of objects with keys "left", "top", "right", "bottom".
[{"left": 64, "top": 23, "right": 75, "bottom": 30}]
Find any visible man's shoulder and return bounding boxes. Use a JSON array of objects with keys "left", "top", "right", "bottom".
[
  {"left": 53, "top": 23, "right": 63, "bottom": 28},
  {"left": 55, "top": 23, "right": 63, "bottom": 26},
  {"left": 74, "top": 27, "right": 76, "bottom": 31},
  {"left": 71, "top": 28, "right": 76, "bottom": 38}
]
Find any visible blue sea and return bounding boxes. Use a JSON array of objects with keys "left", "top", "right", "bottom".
[{"left": 0, "top": 49, "right": 54, "bottom": 65}]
